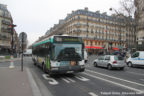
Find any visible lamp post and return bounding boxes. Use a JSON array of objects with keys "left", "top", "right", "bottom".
[
  {"left": 109, "top": 8, "right": 122, "bottom": 52},
  {"left": 105, "top": 15, "right": 109, "bottom": 54}
]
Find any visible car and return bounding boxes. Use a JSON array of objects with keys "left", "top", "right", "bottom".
[
  {"left": 126, "top": 51, "right": 144, "bottom": 67},
  {"left": 93, "top": 55, "right": 126, "bottom": 70}
]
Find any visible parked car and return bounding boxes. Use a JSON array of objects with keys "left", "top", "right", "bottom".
[
  {"left": 93, "top": 55, "right": 126, "bottom": 70},
  {"left": 126, "top": 51, "right": 144, "bottom": 67}
]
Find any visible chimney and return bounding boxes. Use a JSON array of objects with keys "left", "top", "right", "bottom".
[
  {"left": 67, "top": 13, "right": 71, "bottom": 17},
  {"left": 96, "top": 11, "right": 100, "bottom": 14},
  {"left": 102, "top": 12, "right": 107, "bottom": 15},
  {"left": 84, "top": 7, "right": 88, "bottom": 11}
]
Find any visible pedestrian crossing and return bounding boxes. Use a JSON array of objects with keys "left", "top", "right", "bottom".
[{"left": 42, "top": 74, "right": 89, "bottom": 85}]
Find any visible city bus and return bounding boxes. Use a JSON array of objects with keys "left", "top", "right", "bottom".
[{"left": 32, "top": 35, "right": 85, "bottom": 75}]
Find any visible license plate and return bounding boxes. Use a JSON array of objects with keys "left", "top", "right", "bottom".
[
  {"left": 67, "top": 71, "right": 74, "bottom": 73},
  {"left": 70, "top": 61, "right": 77, "bottom": 66}
]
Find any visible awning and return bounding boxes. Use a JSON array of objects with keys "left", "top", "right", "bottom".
[
  {"left": 85, "top": 46, "right": 104, "bottom": 49},
  {"left": 112, "top": 47, "right": 119, "bottom": 51}
]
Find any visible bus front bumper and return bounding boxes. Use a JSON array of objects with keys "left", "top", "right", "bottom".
[{"left": 50, "top": 65, "right": 85, "bottom": 74}]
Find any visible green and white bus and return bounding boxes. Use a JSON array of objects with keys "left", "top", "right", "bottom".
[{"left": 32, "top": 35, "right": 85, "bottom": 75}]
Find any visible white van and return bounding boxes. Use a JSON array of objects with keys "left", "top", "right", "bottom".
[{"left": 126, "top": 51, "right": 144, "bottom": 67}]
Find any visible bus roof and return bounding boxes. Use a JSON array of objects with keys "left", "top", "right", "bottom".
[{"left": 32, "top": 35, "right": 83, "bottom": 47}]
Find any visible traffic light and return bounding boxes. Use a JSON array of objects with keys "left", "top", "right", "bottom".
[
  {"left": 7, "top": 24, "right": 16, "bottom": 33},
  {"left": 7, "top": 25, "right": 12, "bottom": 33},
  {"left": 8, "top": 25, "right": 13, "bottom": 28}
]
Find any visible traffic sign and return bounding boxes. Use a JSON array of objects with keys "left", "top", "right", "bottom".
[
  {"left": 19, "top": 32, "right": 27, "bottom": 72},
  {"left": 19, "top": 32, "right": 27, "bottom": 42}
]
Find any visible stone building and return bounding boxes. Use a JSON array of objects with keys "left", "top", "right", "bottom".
[
  {"left": 0, "top": 4, "right": 19, "bottom": 55},
  {"left": 44, "top": 8, "right": 135, "bottom": 54},
  {"left": 135, "top": 0, "right": 144, "bottom": 51}
]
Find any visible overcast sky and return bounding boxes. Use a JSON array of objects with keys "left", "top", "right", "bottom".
[{"left": 1, "top": 0, "right": 121, "bottom": 45}]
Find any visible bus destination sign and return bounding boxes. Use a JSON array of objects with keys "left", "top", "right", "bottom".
[{"left": 54, "top": 36, "right": 82, "bottom": 43}]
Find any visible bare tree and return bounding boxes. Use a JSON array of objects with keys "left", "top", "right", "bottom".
[
  {"left": 110, "top": 0, "right": 136, "bottom": 49},
  {"left": 119, "top": 0, "right": 135, "bottom": 17}
]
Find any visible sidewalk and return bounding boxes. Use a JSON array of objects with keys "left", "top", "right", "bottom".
[
  {"left": 0, "top": 58, "right": 21, "bottom": 63},
  {"left": 0, "top": 68, "right": 33, "bottom": 96}
]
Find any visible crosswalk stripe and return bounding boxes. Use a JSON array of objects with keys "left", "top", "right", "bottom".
[
  {"left": 66, "top": 77, "right": 75, "bottom": 82},
  {"left": 62, "top": 78, "right": 70, "bottom": 83},
  {"left": 75, "top": 76, "right": 89, "bottom": 81}
]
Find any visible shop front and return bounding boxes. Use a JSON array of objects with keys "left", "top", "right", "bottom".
[{"left": 85, "top": 45, "right": 104, "bottom": 55}]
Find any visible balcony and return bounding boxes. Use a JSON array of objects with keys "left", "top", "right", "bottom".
[
  {"left": 1, "top": 20, "right": 11, "bottom": 25},
  {"left": 1, "top": 27, "right": 11, "bottom": 33},
  {"left": 0, "top": 35, "right": 11, "bottom": 40}
]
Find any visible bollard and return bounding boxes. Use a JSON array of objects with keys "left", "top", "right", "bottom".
[{"left": 9, "top": 55, "right": 15, "bottom": 68}]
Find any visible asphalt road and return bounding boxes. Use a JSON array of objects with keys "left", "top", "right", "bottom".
[{"left": 0, "top": 56, "right": 144, "bottom": 96}]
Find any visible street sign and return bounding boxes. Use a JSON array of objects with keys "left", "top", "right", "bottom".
[
  {"left": 19, "top": 32, "right": 27, "bottom": 72},
  {"left": 19, "top": 32, "right": 27, "bottom": 42}
]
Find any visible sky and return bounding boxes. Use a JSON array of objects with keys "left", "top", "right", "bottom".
[{"left": 1, "top": 0, "right": 121, "bottom": 46}]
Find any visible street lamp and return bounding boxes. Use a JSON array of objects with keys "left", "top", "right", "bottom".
[
  {"left": 104, "top": 14, "right": 109, "bottom": 54},
  {"left": 109, "top": 8, "right": 122, "bottom": 52}
]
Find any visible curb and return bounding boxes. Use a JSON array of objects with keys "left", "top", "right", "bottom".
[
  {"left": 26, "top": 68, "right": 42, "bottom": 96},
  {"left": 0, "top": 58, "right": 21, "bottom": 63}
]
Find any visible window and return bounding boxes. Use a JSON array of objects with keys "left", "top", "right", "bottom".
[
  {"left": 86, "top": 41, "right": 88, "bottom": 45},
  {"left": 105, "top": 56, "right": 110, "bottom": 60},
  {"left": 91, "top": 29, "right": 93, "bottom": 33},
  {"left": 98, "top": 56, "right": 104, "bottom": 60},
  {"left": 131, "top": 52, "right": 139, "bottom": 58}
]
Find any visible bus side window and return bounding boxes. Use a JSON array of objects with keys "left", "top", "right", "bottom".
[{"left": 50, "top": 45, "right": 55, "bottom": 60}]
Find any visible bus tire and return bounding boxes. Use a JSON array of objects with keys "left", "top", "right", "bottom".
[{"left": 33, "top": 60, "right": 37, "bottom": 66}]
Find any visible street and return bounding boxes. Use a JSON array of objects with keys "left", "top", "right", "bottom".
[{"left": 0, "top": 56, "right": 144, "bottom": 96}]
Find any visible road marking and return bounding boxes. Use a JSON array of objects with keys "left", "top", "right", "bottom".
[
  {"left": 75, "top": 76, "right": 89, "bottom": 81},
  {"left": 86, "top": 69, "right": 144, "bottom": 87},
  {"left": 66, "top": 77, "right": 75, "bottom": 82},
  {"left": 62, "top": 78, "right": 70, "bottom": 83},
  {"left": 127, "top": 71, "right": 144, "bottom": 76},
  {"left": 42, "top": 74, "right": 58, "bottom": 85},
  {"left": 83, "top": 72, "right": 143, "bottom": 94},
  {"left": 140, "top": 79, "right": 144, "bottom": 81},
  {"left": 88, "top": 92, "right": 98, "bottom": 96}
]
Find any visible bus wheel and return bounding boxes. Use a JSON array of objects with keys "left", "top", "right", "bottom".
[{"left": 34, "top": 61, "right": 37, "bottom": 66}]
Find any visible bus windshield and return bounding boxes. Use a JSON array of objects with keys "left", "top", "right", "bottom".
[{"left": 54, "top": 44, "right": 82, "bottom": 61}]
